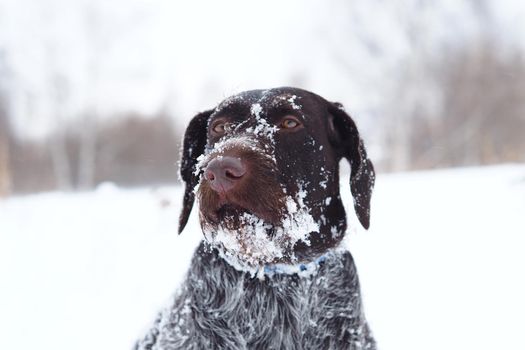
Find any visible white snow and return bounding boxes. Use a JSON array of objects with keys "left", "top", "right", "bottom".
[
  {"left": 202, "top": 191, "right": 318, "bottom": 276},
  {"left": 287, "top": 95, "right": 301, "bottom": 110},
  {"left": 250, "top": 103, "right": 263, "bottom": 119},
  {"left": 246, "top": 102, "right": 279, "bottom": 140},
  {"left": 1, "top": 165, "right": 524, "bottom": 350}
]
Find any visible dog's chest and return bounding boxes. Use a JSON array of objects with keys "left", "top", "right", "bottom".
[{"left": 159, "top": 244, "right": 375, "bottom": 350}]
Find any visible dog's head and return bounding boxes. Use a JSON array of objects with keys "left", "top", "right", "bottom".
[{"left": 179, "top": 87, "right": 375, "bottom": 270}]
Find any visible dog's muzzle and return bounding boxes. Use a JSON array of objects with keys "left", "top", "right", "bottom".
[{"left": 197, "top": 135, "right": 284, "bottom": 225}]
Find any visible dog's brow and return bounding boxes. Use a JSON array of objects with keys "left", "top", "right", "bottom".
[
  {"left": 209, "top": 113, "right": 246, "bottom": 127},
  {"left": 269, "top": 93, "right": 302, "bottom": 110},
  {"left": 267, "top": 108, "right": 306, "bottom": 124}
]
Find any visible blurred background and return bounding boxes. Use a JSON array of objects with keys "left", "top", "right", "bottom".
[
  {"left": 0, "top": 0, "right": 524, "bottom": 195},
  {"left": 1, "top": 1, "right": 525, "bottom": 350}
]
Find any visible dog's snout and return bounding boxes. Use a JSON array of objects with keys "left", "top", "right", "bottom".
[{"left": 205, "top": 156, "right": 246, "bottom": 193}]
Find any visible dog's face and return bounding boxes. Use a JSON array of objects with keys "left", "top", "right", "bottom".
[{"left": 179, "top": 87, "right": 374, "bottom": 270}]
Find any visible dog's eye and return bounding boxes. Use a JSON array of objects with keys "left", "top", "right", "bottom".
[
  {"left": 211, "top": 121, "right": 232, "bottom": 135},
  {"left": 280, "top": 116, "right": 302, "bottom": 130}
]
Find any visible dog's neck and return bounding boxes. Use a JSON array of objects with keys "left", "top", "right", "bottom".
[
  {"left": 208, "top": 240, "right": 347, "bottom": 280},
  {"left": 257, "top": 254, "right": 329, "bottom": 280}
]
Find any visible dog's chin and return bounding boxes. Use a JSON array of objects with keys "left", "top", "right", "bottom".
[
  {"left": 199, "top": 190, "right": 282, "bottom": 226},
  {"left": 200, "top": 203, "right": 277, "bottom": 237},
  {"left": 199, "top": 196, "right": 320, "bottom": 272},
  {"left": 216, "top": 204, "right": 255, "bottom": 222},
  {"left": 200, "top": 209, "right": 288, "bottom": 271}
]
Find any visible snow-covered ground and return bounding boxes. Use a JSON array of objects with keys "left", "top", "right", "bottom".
[{"left": 1, "top": 165, "right": 524, "bottom": 350}]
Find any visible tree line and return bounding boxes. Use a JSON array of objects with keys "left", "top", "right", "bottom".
[
  {"left": 0, "top": 111, "right": 182, "bottom": 194},
  {"left": 381, "top": 39, "right": 525, "bottom": 171},
  {"left": 1, "top": 16, "right": 524, "bottom": 195}
]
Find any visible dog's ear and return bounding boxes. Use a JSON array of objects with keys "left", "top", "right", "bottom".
[
  {"left": 327, "top": 102, "right": 375, "bottom": 229},
  {"left": 178, "top": 109, "right": 214, "bottom": 234}
]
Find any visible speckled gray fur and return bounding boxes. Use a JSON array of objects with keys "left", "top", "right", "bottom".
[{"left": 135, "top": 241, "right": 376, "bottom": 350}]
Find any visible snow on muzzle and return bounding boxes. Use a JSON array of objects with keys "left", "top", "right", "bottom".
[
  {"left": 196, "top": 134, "right": 285, "bottom": 227},
  {"left": 195, "top": 134, "right": 320, "bottom": 271}
]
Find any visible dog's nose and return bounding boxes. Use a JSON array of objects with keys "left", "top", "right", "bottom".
[{"left": 205, "top": 156, "right": 246, "bottom": 193}]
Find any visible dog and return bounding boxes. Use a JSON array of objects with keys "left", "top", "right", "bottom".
[{"left": 135, "top": 87, "right": 376, "bottom": 349}]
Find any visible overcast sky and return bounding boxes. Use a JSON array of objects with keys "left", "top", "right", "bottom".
[{"left": 1, "top": 0, "right": 524, "bottom": 138}]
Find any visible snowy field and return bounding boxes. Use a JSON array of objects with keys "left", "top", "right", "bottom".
[{"left": 1, "top": 165, "right": 524, "bottom": 350}]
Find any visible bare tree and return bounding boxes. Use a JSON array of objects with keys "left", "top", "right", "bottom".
[
  {"left": 77, "top": 1, "right": 134, "bottom": 189},
  {"left": 328, "top": 0, "right": 439, "bottom": 171},
  {"left": 0, "top": 49, "right": 12, "bottom": 197},
  {"left": 76, "top": 3, "right": 106, "bottom": 190},
  {"left": 0, "top": 112, "right": 10, "bottom": 198},
  {"left": 77, "top": 112, "right": 97, "bottom": 189},
  {"left": 48, "top": 71, "right": 73, "bottom": 190},
  {"left": 381, "top": 0, "right": 443, "bottom": 171}
]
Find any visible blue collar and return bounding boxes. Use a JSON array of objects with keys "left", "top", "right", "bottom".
[{"left": 258, "top": 254, "right": 328, "bottom": 279}]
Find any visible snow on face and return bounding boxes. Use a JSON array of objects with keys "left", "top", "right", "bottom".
[
  {"left": 250, "top": 103, "right": 263, "bottom": 118},
  {"left": 271, "top": 93, "right": 303, "bottom": 111},
  {"left": 196, "top": 94, "right": 319, "bottom": 274},
  {"left": 202, "top": 186, "right": 319, "bottom": 276},
  {"left": 246, "top": 102, "right": 279, "bottom": 141},
  {"left": 287, "top": 95, "right": 301, "bottom": 110}
]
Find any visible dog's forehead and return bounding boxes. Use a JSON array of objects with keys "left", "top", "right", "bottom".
[{"left": 214, "top": 88, "right": 322, "bottom": 120}]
